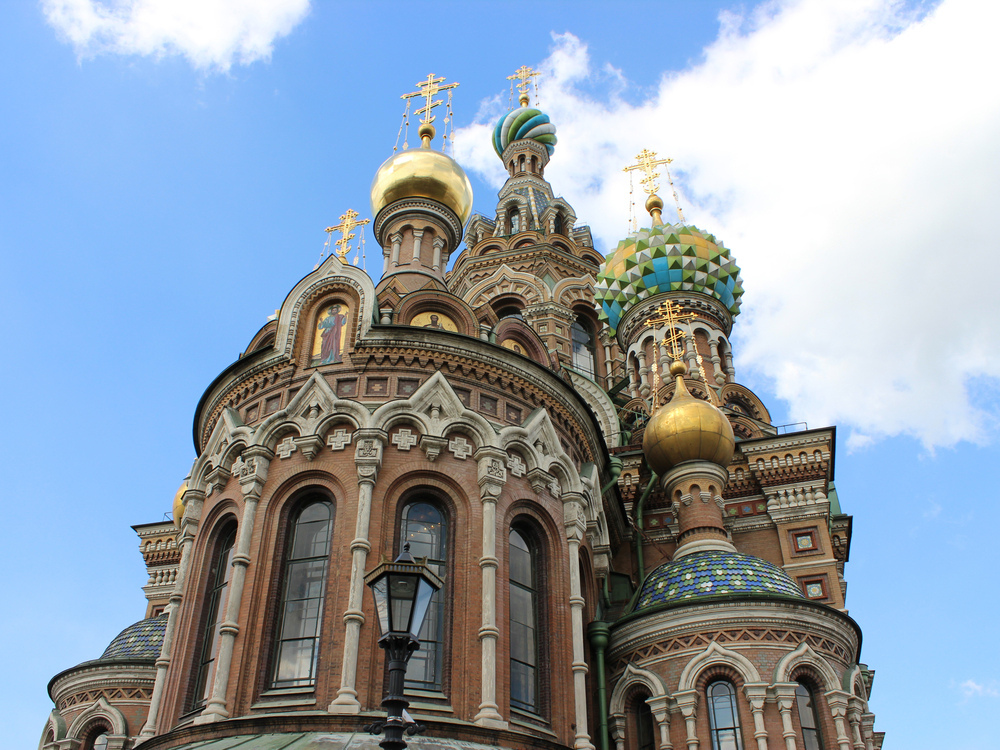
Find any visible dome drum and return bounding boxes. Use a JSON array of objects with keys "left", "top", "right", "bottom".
[
  {"left": 372, "top": 198, "right": 465, "bottom": 256},
  {"left": 615, "top": 293, "right": 734, "bottom": 351},
  {"left": 499, "top": 137, "right": 551, "bottom": 177}
]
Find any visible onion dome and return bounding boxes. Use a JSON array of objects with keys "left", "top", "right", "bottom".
[
  {"left": 642, "top": 361, "right": 735, "bottom": 475},
  {"left": 100, "top": 614, "right": 168, "bottom": 660},
  {"left": 492, "top": 106, "right": 557, "bottom": 156},
  {"left": 634, "top": 550, "right": 805, "bottom": 610},
  {"left": 172, "top": 482, "right": 187, "bottom": 528},
  {"left": 595, "top": 222, "right": 743, "bottom": 336},
  {"left": 370, "top": 125, "right": 474, "bottom": 224}
]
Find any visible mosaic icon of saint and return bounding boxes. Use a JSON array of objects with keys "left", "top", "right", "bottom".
[{"left": 314, "top": 304, "right": 347, "bottom": 365}]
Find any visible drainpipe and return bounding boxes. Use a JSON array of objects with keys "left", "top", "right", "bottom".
[
  {"left": 601, "top": 456, "right": 623, "bottom": 496},
  {"left": 587, "top": 620, "right": 611, "bottom": 750},
  {"left": 634, "top": 473, "right": 658, "bottom": 582}
]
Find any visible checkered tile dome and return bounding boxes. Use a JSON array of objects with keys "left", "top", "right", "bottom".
[
  {"left": 493, "top": 106, "right": 557, "bottom": 156},
  {"left": 100, "top": 613, "right": 168, "bottom": 660},
  {"left": 635, "top": 551, "right": 804, "bottom": 610},
  {"left": 595, "top": 223, "right": 743, "bottom": 336}
]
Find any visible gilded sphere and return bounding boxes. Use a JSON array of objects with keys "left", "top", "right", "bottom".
[
  {"left": 642, "top": 378, "right": 735, "bottom": 475},
  {"left": 370, "top": 148, "right": 474, "bottom": 224},
  {"left": 172, "top": 482, "right": 188, "bottom": 528}
]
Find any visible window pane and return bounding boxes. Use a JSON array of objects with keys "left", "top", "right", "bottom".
[
  {"left": 192, "top": 527, "right": 235, "bottom": 708},
  {"left": 637, "top": 701, "right": 655, "bottom": 750},
  {"left": 707, "top": 681, "right": 743, "bottom": 750},
  {"left": 509, "top": 525, "right": 541, "bottom": 713},
  {"left": 797, "top": 683, "right": 823, "bottom": 750},
  {"left": 402, "top": 501, "right": 446, "bottom": 691},
  {"left": 274, "top": 638, "right": 317, "bottom": 685},
  {"left": 279, "top": 598, "right": 323, "bottom": 640}
]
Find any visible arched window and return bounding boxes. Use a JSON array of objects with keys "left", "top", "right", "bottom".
[
  {"left": 635, "top": 698, "right": 655, "bottom": 750},
  {"left": 706, "top": 681, "right": 743, "bottom": 750},
  {"left": 509, "top": 526, "right": 540, "bottom": 713},
  {"left": 191, "top": 524, "right": 236, "bottom": 708},
  {"left": 271, "top": 498, "right": 333, "bottom": 688},
  {"left": 796, "top": 683, "right": 823, "bottom": 750},
  {"left": 508, "top": 207, "right": 521, "bottom": 234},
  {"left": 571, "top": 318, "right": 597, "bottom": 378},
  {"left": 553, "top": 212, "right": 564, "bottom": 235},
  {"left": 88, "top": 730, "right": 110, "bottom": 750},
  {"left": 400, "top": 501, "right": 447, "bottom": 691}
]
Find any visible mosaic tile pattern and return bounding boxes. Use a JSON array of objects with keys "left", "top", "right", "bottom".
[
  {"left": 100, "top": 613, "right": 168, "bottom": 660},
  {"left": 595, "top": 223, "right": 743, "bottom": 336},
  {"left": 493, "top": 107, "right": 557, "bottom": 156},
  {"left": 635, "top": 551, "right": 804, "bottom": 610}
]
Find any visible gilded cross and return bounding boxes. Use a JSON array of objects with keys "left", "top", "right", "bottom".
[
  {"left": 644, "top": 300, "right": 691, "bottom": 360},
  {"left": 623, "top": 148, "right": 672, "bottom": 196},
  {"left": 325, "top": 209, "right": 370, "bottom": 261},
  {"left": 507, "top": 64, "right": 540, "bottom": 103},
  {"left": 401, "top": 73, "right": 459, "bottom": 124}
]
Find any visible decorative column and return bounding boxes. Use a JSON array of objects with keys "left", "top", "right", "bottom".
[
  {"left": 709, "top": 340, "right": 725, "bottom": 385},
  {"left": 742, "top": 684, "right": 770, "bottom": 750},
  {"left": 389, "top": 232, "right": 402, "bottom": 268},
  {"left": 673, "top": 690, "right": 700, "bottom": 750},
  {"left": 432, "top": 237, "right": 445, "bottom": 273},
  {"left": 647, "top": 695, "right": 673, "bottom": 750},
  {"left": 860, "top": 713, "right": 876, "bottom": 750},
  {"left": 636, "top": 350, "right": 650, "bottom": 398},
  {"left": 197, "top": 446, "right": 272, "bottom": 723},
  {"left": 847, "top": 701, "right": 866, "bottom": 750},
  {"left": 824, "top": 691, "right": 854, "bottom": 750},
  {"left": 564, "top": 490, "right": 594, "bottom": 750},
  {"left": 330, "top": 429, "right": 386, "bottom": 712},
  {"left": 410, "top": 229, "right": 424, "bottom": 264},
  {"left": 473, "top": 447, "right": 507, "bottom": 727},
  {"left": 138, "top": 489, "right": 204, "bottom": 738},
  {"left": 684, "top": 333, "right": 699, "bottom": 381},
  {"left": 773, "top": 683, "right": 798, "bottom": 750}
]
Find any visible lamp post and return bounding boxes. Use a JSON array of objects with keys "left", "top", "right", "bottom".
[{"left": 365, "top": 544, "right": 443, "bottom": 750}]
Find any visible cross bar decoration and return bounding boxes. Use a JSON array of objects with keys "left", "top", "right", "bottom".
[
  {"left": 401, "top": 73, "right": 459, "bottom": 125},
  {"left": 644, "top": 300, "right": 692, "bottom": 360},
  {"left": 507, "top": 64, "right": 541, "bottom": 99},
  {"left": 623, "top": 148, "right": 673, "bottom": 196},
  {"left": 325, "top": 209, "right": 371, "bottom": 261}
]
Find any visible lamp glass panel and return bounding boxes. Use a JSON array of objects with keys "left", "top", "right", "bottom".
[
  {"left": 371, "top": 576, "right": 390, "bottom": 635},
  {"left": 388, "top": 572, "right": 417, "bottom": 633},
  {"left": 409, "top": 576, "right": 437, "bottom": 638}
]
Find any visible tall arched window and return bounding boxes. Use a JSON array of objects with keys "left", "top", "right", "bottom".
[
  {"left": 191, "top": 525, "right": 236, "bottom": 709},
  {"left": 553, "top": 212, "right": 564, "bottom": 235},
  {"left": 401, "top": 501, "right": 447, "bottom": 691},
  {"left": 635, "top": 698, "right": 655, "bottom": 750},
  {"left": 508, "top": 207, "right": 521, "bottom": 234},
  {"left": 87, "top": 730, "right": 111, "bottom": 750},
  {"left": 271, "top": 497, "right": 333, "bottom": 688},
  {"left": 796, "top": 683, "right": 823, "bottom": 750},
  {"left": 571, "top": 318, "right": 597, "bottom": 378},
  {"left": 509, "top": 527, "right": 540, "bottom": 713},
  {"left": 706, "top": 681, "right": 743, "bottom": 750}
]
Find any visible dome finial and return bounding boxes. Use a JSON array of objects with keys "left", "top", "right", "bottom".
[
  {"left": 493, "top": 67, "right": 557, "bottom": 159},
  {"left": 401, "top": 73, "right": 459, "bottom": 150},
  {"left": 623, "top": 149, "right": 685, "bottom": 227},
  {"left": 508, "top": 64, "right": 541, "bottom": 108}
]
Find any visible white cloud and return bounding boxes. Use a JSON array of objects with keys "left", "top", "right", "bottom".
[
  {"left": 42, "top": 0, "right": 311, "bottom": 71},
  {"left": 454, "top": 0, "right": 1000, "bottom": 449},
  {"left": 961, "top": 680, "right": 1000, "bottom": 699}
]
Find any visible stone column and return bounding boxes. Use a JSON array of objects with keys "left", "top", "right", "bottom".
[
  {"left": 197, "top": 447, "right": 272, "bottom": 723},
  {"left": 610, "top": 714, "right": 626, "bottom": 750},
  {"left": 709, "top": 340, "right": 725, "bottom": 385},
  {"left": 473, "top": 447, "right": 507, "bottom": 727},
  {"left": 673, "top": 690, "right": 700, "bottom": 750},
  {"left": 636, "top": 350, "right": 650, "bottom": 398},
  {"left": 564, "top": 491, "right": 594, "bottom": 750},
  {"left": 824, "top": 691, "right": 854, "bottom": 750},
  {"left": 389, "top": 232, "right": 402, "bottom": 268},
  {"left": 138, "top": 489, "right": 204, "bottom": 738},
  {"left": 743, "top": 684, "right": 770, "bottom": 750},
  {"left": 860, "top": 713, "right": 876, "bottom": 750},
  {"left": 773, "top": 683, "right": 798, "bottom": 750},
  {"left": 647, "top": 695, "right": 673, "bottom": 750},
  {"left": 410, "top": 229, "right": 424, "bottom": 264},
  {"left": 432, "top": 237, "right": 445, "bottom": 273},
  {"left": 329, "top": 429, "right": 386, "bottom": 712},
  {"left": 847, "top": 701, "right": 866, "bottom": 750},
  {"left": 684, "top": 333, "right": 699, "bottom": 381}
]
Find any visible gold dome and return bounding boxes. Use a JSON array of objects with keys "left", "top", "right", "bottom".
[
  {"left": 642, "top": 368, "right": 735, "bottom": 475},
  {"left": 370, "top": 146, "right": 473, "bottom": 223},
  {"left": 172, "top": 482, "right": 188, "bottom": 528}
]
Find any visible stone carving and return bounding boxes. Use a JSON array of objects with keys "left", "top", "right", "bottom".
[
  {"left": 507, "top": 453, "right": 526, "bottom": 477},
  {"left": 487, "top": 458, "right": 505, "bottom": 479},
  {"left": 392, "top": 429, "right": 418, "bottom": 451},
  {"left": 449, "top": 436, "right": 474, "bottom": 460},
  {"left": 327, "top": 428, "right": 353, "bottom": 451},
  {"left": 276, "top": 436, "right": 298, "bottom": 459},
  {"left": 358, "top": 439, "right": 378, "bottom": 458}
]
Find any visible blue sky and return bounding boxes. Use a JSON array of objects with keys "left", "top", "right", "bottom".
[{"left": 2, "top": 1, "right": 998, "bottom": 747}]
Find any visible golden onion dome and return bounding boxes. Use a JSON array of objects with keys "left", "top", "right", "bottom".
[
  {"left": 172, "top": 482, "right": 188, "bottom": 528},
  {"left": 642, "top": 361, "right": 735, "bottom": 475},
  {"left": 370, "top": 127, "right": 473, "bottom": 223}
]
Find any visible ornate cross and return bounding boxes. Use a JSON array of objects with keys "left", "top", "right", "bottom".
[
  {"left": 325, "top": 209, "right": 370, "bottom": 261},
  {"left": 507, "top": 64, "right": 540, "bottom": 104},
  {"left": 623, "top": 148, "right": 672, "bottom": 196},
  {"left": 644, "top": 300, "right": 691, "bottom": 360},
  {"left": 401, "top": 73, "right": 459, "bottom": 124}
]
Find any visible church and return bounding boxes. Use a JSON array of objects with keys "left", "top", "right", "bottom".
[{"left": 38, "top": 70, "right": 883, "bottom": 750}]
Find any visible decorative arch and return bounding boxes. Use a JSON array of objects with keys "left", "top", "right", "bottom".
[
  {"left": 395, "top": 289, "right": 478, "bottom": 337},
  {"left": 774, "top": 642, "right": 841, "bottom": 693},
  {"left": 609, "top": 663, "right": 670, "bottom": 716},
  {"left": 38, "top": 709, "right": 66, "bottom": 748},
  {"left": 495, "top": 318, "right": 549, "bottom": 366},
  {"left": 843, "top": 664, "right": 868, "bottom": 700},
  {"left": 66, "top": 698, "right": 127, "bottom": 741},
  {"left": 464, "top": 264, "right": 548, "bottom": 309},
  {"left": 677, "top": 641, "right": 761, "bottom": 692}
]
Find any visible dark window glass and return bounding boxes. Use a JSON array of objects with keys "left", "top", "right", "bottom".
[
  {"left": 553, "top": 212, "right": 564, "bottom": 235},
  {"left": 636, "top": 699, "right": 655, "bottom": 750},
  {"left": 509, "top": 208, "right": 520, "bottom": 234},
  {"left": 796, "top": 683, "right": 823, "bottom": 750},
  {"left": 401, "top": 501, "right": 447, "bottom": 691},
  {"left": 192, "top": 526, "right": 236, "bottom": 708},
  {"left": 91, "top": 733, "right": 110, "bottom": 750},
  {"left": 509, "top": 527, "right": 539, "bottom": 713},
  {"left": 571, "top": 319, "right": 597, "bottom": 378},
  {"left": 707, "top": 681, "right": 743, "bottom": 750},
  {"left": 271, "top": 499, "right": 333, "bottom": 688}
]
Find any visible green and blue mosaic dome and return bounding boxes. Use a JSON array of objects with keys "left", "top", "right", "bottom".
[
  {"left": 100, "top": 613, "right": 168, "bottom": 660},
  {"left": 493, "top": 106, "right": 557, "bottom": 156},
  {"left": 634, "top": 551, "right": 804, "bottom": 610},
  {"left": 595, "top": 223, "right": 744, "bottom": 336}
]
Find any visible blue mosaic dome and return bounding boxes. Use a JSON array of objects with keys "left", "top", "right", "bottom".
[
  {"left": 635, "top": 551, "right": 804, "bottom": 610},
  {"left": 100, "top": 613, "right": 168, "bottom": 660},
  {"left": 492, "top": 106, "right": 557, "bottom": 156}
]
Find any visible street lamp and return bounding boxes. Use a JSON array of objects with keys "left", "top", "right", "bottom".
[{"left": 365, "top": 544, "right": 443, "bottom": 750}]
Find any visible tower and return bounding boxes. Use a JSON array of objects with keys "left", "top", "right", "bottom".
[{"left": 38, "top": 73, "right": 882, "bottom": 750}]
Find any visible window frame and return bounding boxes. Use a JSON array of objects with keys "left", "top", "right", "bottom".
[
  {"left": 705, "top": 680, "right": 744, "bottom": 750},
  {"left": 508, "top": 524, "right": 542, "bottom": 716},
  {"left": 190, "top": 523, "right": 237, "bottom": 710},
  {"left": 795, "top": 681, "right": 824, "bottom": 750}
]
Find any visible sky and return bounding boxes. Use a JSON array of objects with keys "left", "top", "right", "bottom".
[{"left": 2, "top": 0, "right": 998, "bottom": 747}]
